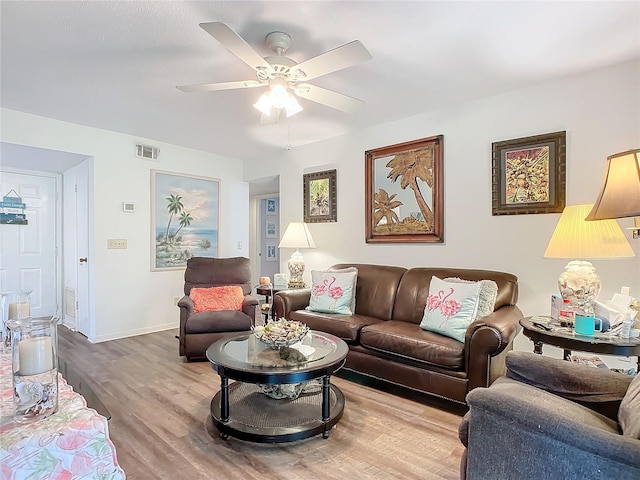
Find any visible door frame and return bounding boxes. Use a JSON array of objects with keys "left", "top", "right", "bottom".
[
  {"left": 62, "top": 159, "right": 92, "bottom": 336},
  {"left": 250, "top": 193, "right": 279, "bottom": 288}
]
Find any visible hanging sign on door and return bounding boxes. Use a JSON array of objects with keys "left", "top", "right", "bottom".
[{"left": 0, "top": 189, "right": 28, "bottom": 225}]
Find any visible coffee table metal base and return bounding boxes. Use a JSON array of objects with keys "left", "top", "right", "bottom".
[{"left": 210, "top": 381, "right": 345, "bottom": 443}]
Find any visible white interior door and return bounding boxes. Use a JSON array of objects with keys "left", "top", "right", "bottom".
[
  {"left": 62, "top": 161, "right": 90, "bottom": 336},
  {"left": 0, "top": 170, "right": 58, "bottom": 317}
]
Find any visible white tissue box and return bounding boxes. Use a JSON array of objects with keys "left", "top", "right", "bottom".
[
  {"left": 273, "top": 273, "right": 289, "bottom": 286},
  {"left": 595, "top": 301, "right": 623, "bottom": 325}
]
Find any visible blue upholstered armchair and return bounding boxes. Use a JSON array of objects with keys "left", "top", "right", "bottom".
[{"left": 459, "top": 351, "right": 640, "bottom": 480}]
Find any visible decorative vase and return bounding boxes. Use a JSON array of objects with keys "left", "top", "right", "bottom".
[
  {"left": 558, "top": 260, "right": 601, "bottom": 315},
  {"left": 7, "top": 315, "right": 60, "bottom": 423}
]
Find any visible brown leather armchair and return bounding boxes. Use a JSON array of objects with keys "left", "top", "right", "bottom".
[{"left": 178, "top": 256, "right": 258, "bottom": 360}]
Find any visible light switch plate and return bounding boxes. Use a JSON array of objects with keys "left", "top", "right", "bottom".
[{"left": 107, "top": 239, "right": 127, "bottom": 249}]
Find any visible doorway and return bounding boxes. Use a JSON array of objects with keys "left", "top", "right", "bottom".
[
  {"left": 0, "top": 142, "right": 92, "bottom": 336},
  {"left": 248, "top": 175, "right": 280, "bottom": 288}
]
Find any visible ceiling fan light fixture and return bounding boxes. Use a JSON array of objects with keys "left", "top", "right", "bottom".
[
  {"left": 253, "top": 93, "right": 272, "bottom": 116},
  {"left": 269, "top": 80, "right": 289, "bottom": 109},
  {"left": 285, "top": 95, "right": 303, "bottom": 117}
]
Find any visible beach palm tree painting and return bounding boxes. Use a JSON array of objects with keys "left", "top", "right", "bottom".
[
  {"left": 151, "top": 170, "right": 219, "bottom": 270},
  {"left": 365, "top": 135, "right": 444, "bottom": 243}
]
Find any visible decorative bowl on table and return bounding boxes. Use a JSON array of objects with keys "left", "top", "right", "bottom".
[{"left": 253, "top": 318, "right": 309, "bottom": 349}]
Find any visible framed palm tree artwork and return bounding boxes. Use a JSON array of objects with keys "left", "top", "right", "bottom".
[
  {"left": 151, "top": 170, "right": 219, "bottom": 271},
  {"left": 365, "top": 135, "right": 444, "bottom": 243},
  {"left": 303, "top": 169, "right": 337, "bottom": 223}
]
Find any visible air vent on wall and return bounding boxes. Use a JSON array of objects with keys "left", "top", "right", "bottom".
[{"left": 135, "top": 144, "right": 160, "bottom": 160}]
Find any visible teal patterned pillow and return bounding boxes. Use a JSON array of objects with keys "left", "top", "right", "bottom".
[
  {"left": 420, "top": 276, "right": 481, "bottom": 342},
  {"left": 444, "top": 277, "right": 498, "bottom": 318},
  {"left": 307, "top": 270, "right": 357, "bottom": 315}
]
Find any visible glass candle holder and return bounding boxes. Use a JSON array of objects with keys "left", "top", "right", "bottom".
[
  {"left": 7, "top": 315, "right": 60, "bottom": 423},
  {"left": 3, "top": 290, "right": 33, "bottom": 353}
]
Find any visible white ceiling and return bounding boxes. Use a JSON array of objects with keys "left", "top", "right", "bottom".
[{"left": 1, "top": 1, "right": 639, "bottom": 162}]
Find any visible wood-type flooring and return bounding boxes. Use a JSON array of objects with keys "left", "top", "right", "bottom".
[{"left": 58, "top": 327, "right": 466, "bottom": 479}]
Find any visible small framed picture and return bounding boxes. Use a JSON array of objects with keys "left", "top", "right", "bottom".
[
  {"left": 303, "top": 169, "right": 337, "bottom": 223},
  {"left": 266, "top": 243, "right": 277, "bottom": 262},
  {"left": 266, "top": 220, "right": 277, "bottom": 238},
  {"left": 266, "top": 198, "right": 277, "bottom": 215}
]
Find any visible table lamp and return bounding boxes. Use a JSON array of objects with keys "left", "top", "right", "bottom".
[
  {"left": 586, "top": 149, "right": 640, "bottom": 220},
  {"left": 278, "top": 222, "right": 316, "bottom": 288},
  {"left": 544, "top": 204, "right": 635, "bottom": 314}
]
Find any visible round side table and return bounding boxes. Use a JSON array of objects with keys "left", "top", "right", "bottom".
[{"left": 520, "top": 316, "right": 640, "bottom": 372}]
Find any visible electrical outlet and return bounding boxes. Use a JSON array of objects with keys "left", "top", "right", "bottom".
[
  {"left": 174, "top": 296, "right": 182, "bottom": 306},
  {"left": 107, "top": 239, "right": 127, "bottom": 249},
  {"left": 237, "top": 241, "right": 242, "bottom": 249}
]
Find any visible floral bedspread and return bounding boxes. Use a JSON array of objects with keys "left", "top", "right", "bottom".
[{"left": 0, "top": 354, "right": 126, "bottom": 479}]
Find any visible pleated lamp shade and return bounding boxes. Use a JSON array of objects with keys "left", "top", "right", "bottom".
[
  {"left": 586, "top": 149, "right": 640, "bottom": 221},
  {"left": 545, "top": 204, "right": 635, "bottom": 259}
]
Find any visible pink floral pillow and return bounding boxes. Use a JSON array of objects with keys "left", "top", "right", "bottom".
[
  {"left": 190, "top": 286, "right": 244, "bottom": 313},
  {"left": 419, "top": 276, "right": 481, "bottom": 342},
  {"left": 306, "top": 270, "right": 357, "bottom": 315}
]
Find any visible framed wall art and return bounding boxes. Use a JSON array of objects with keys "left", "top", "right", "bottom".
[
  {"left": 303, "top": 169, "right": 337, "bottom": 223},
  {"left": 151, "top": 170, "right": 219, "bottom": 271},
  {"left": 266, "top": 220, "right": 277, "bottom": 238},
  {"left": 491, "top": 131, "right": 566, "bottom": 215},
  {"left": 266, "top": 243, "right": 277, "bottom": 262},
  {"left": 266, "top": 198, "right": 277, "bottom": 215},
  {"left": 365, "top": 135, "right": 444, "bottom": 243}
]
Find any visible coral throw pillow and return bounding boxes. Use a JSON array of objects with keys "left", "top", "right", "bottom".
[
  {"left": 190, "top": 286, "right": 244, "bottom": 313},
  {"left": 419, "top": 276, "right": 481, "bottom": 342},
  {"left": 307, "top": 270, "right": 357, "bottom": 315}
]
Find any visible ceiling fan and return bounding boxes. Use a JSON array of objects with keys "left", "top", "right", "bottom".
[{"left": 177, "top": 22, "right": 372, "bottom": 122}]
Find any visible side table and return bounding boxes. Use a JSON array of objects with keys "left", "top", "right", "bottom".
[
  {"left": 520, "top": 316, "right": 640, "bottom": 372},
  {"left": 256, "top": 285, "right": 288, "bottom": 321}
]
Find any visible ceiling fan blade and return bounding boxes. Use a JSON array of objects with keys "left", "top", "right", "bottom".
[
  {"left": 294, "top": 84, "right": 364, "bottom": 113},
  {"left": 200, "top": 22, "right": 273, "bottom": 72},
  {"left": 176, "top": 80, "right": 264, "bottom": 93},
  {"left": 293, "top": 41, "right": 372, "bottom": 81}
]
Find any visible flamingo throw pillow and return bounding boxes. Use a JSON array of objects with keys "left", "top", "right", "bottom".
[
  {"left": 306, "top": 270, "right": 357, "bottom": 315},
  {"left": 419, "top": 276, "right": 481, "bottom": 342}
]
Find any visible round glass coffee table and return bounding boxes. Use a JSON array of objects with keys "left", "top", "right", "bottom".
[{"left": 206, "top": 330, "right": 349, "bottom": 443}]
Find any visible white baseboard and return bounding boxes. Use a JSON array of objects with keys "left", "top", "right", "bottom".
[{"left": 89, "top": 322, "right": 178, "bottom": 343}]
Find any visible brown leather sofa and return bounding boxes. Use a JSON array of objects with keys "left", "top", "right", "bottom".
[
  {"left": 178, "top": 256, "right": 258, "bottom": 360},
  {"left": 274, "top": 263, "right": 523, "bottom": 404}
]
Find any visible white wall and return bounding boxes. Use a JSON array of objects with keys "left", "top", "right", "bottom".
[
  {"left": 0, "top": 109, "right": 250, "bottom": 342},
  {"left": 245, "top": 60, "right": 640, "bottom": 356}
]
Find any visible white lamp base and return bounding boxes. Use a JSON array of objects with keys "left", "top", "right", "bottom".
[
  {"left": 558, "top": 260, "right": 601, "bottom": 315},
  {"left": 287, "top": 250, "right": 305, "bottom": 288}
]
